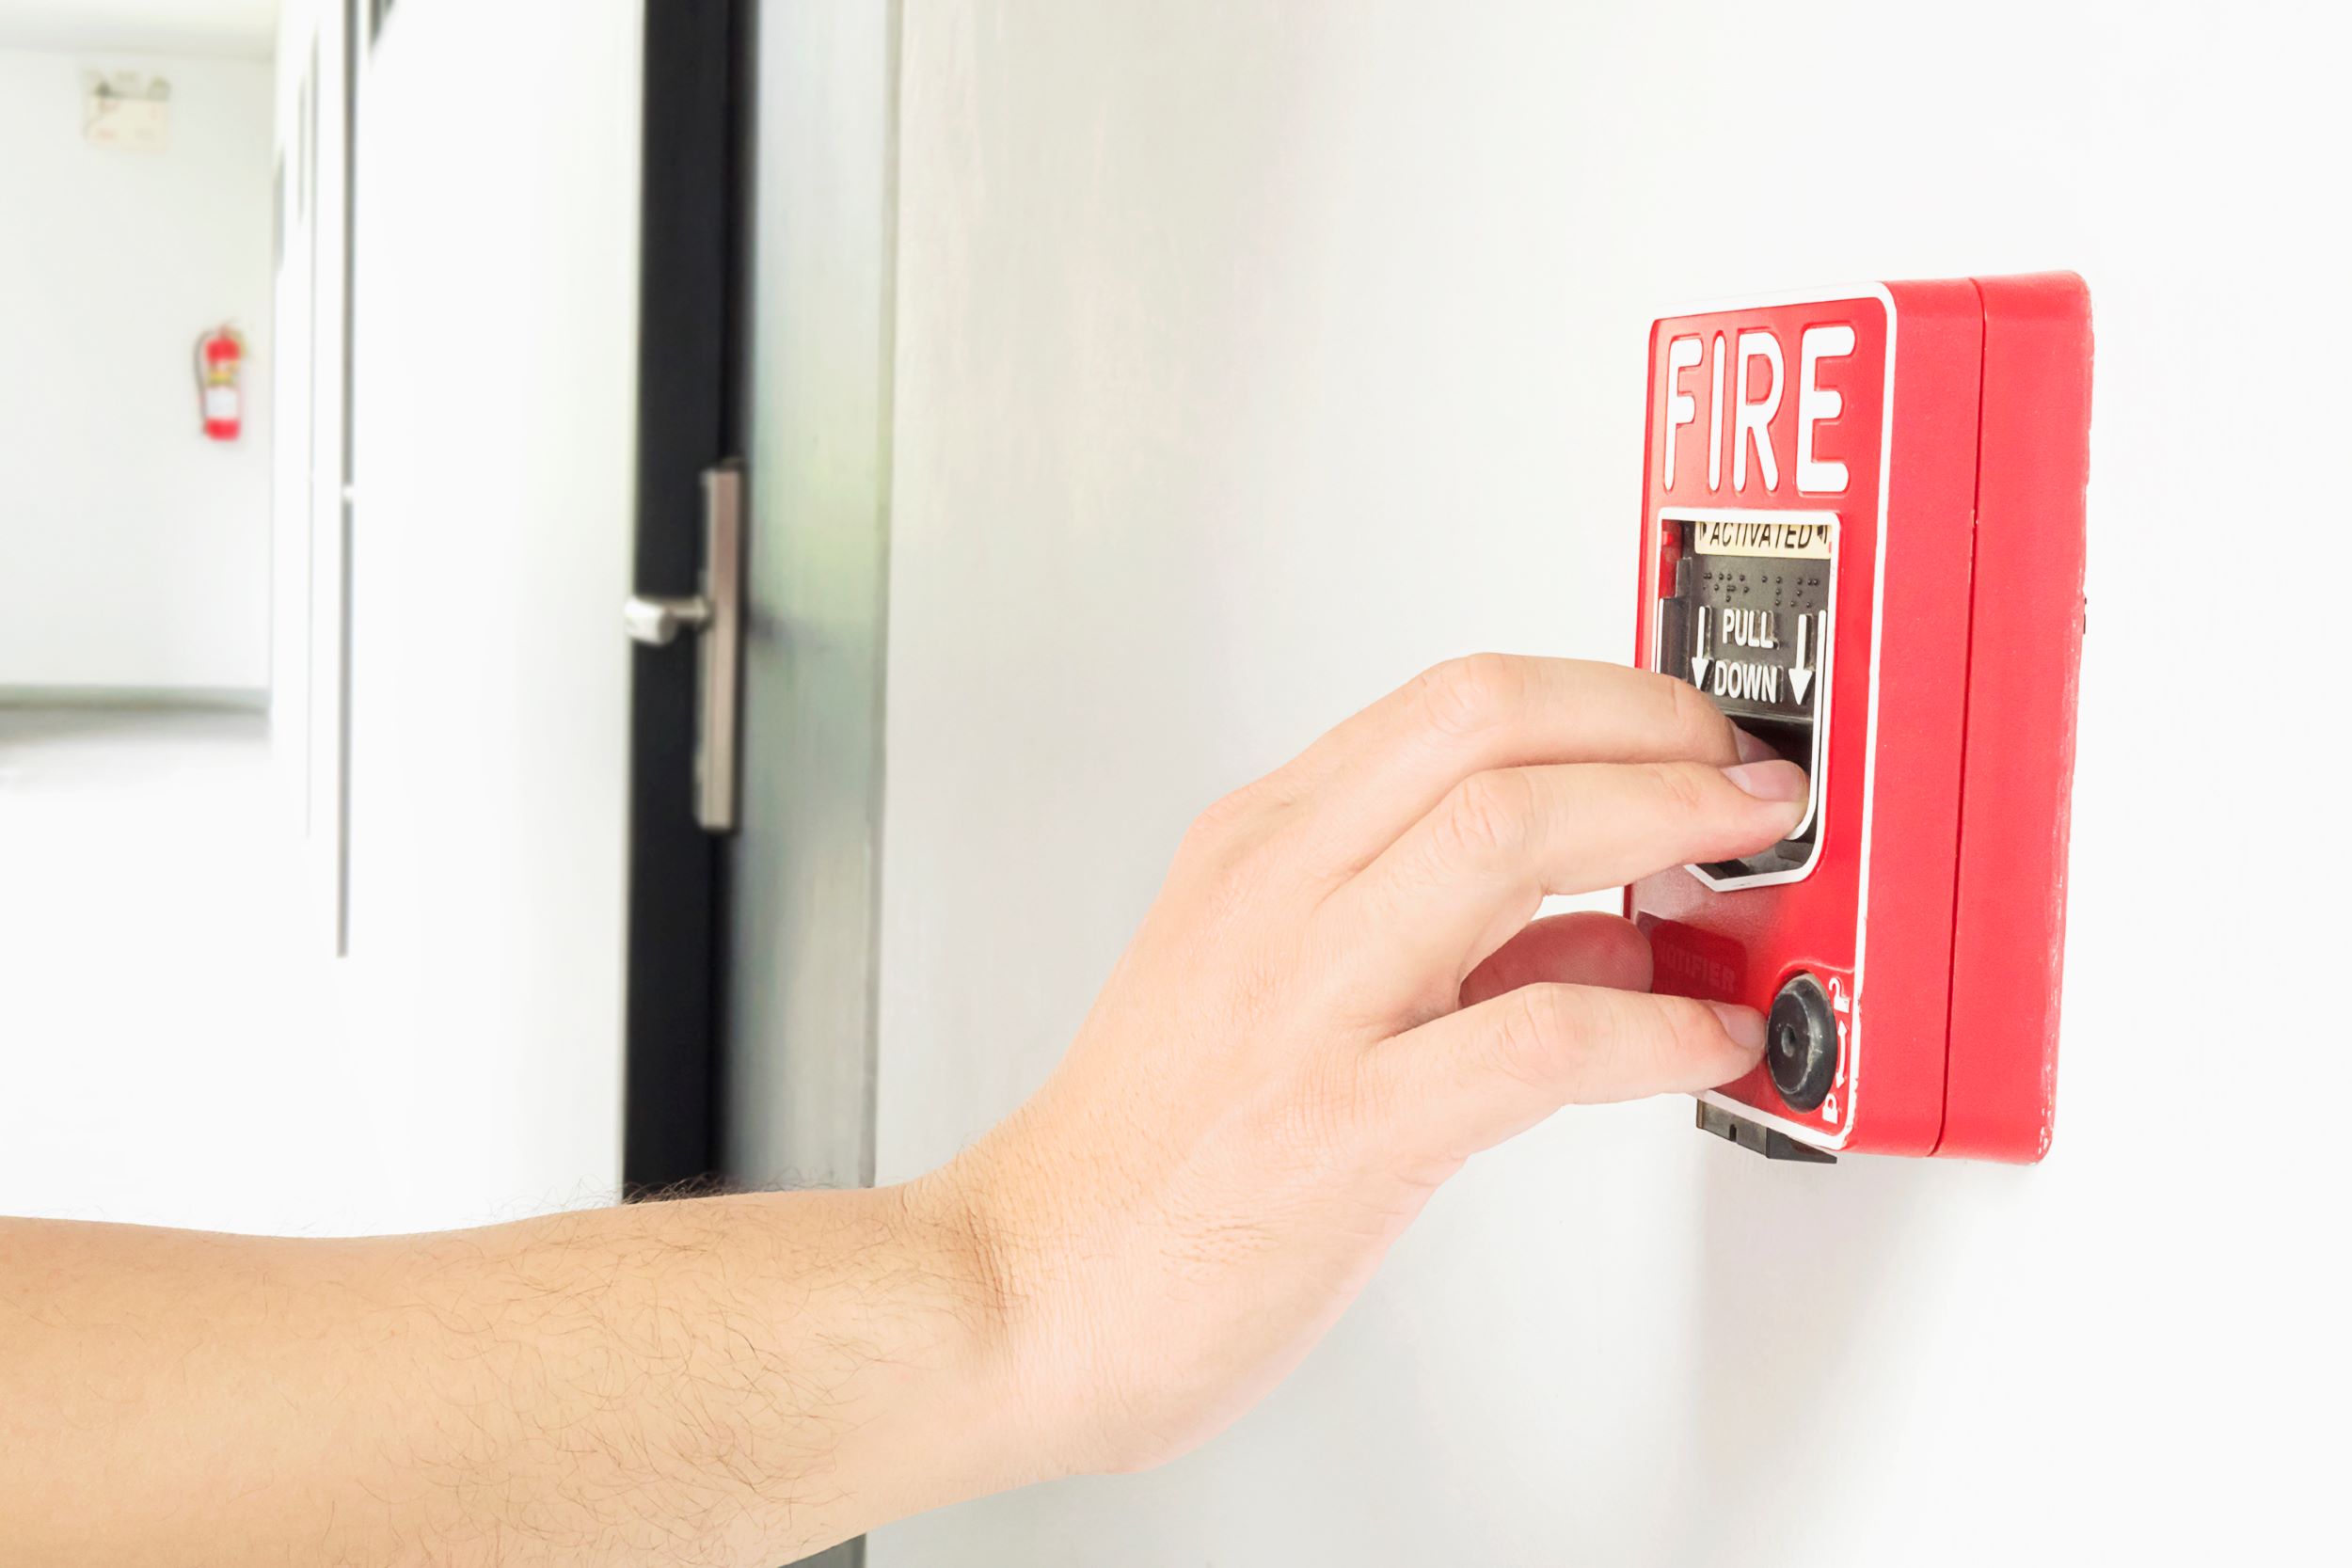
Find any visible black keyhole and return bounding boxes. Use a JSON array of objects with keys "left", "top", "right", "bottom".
[{"left": 1766, "top": 973, "right": 1838, "bottom": 1113}]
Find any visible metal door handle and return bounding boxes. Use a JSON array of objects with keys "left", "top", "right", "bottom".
[
  {"left": 622, "top": 594, "right": 711, "bottom": 647},
  {"left": 623, "top": 462, "right": 744, "bottom": 832}
]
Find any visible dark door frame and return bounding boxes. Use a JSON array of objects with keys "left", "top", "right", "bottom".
[{"left": 622, "top": 0, "right": 750, "bottom": 1196}]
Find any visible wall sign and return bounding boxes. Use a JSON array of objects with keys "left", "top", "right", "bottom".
[{"left": 85, "top": 71, "right": 171, "bottom": 152}]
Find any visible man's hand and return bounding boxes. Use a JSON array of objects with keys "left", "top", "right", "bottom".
[
  {"left": 923, "top": 655, "right": 1804, "bottom": 1480},
  {"left": 0, "top": 657, "right": 1802, "bottom": 1566}
]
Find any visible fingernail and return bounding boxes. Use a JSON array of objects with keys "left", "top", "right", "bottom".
[
  {"left": 1707, "top": 1002, "right": 1768, "bottom": 1053},
  {"left": 1722, "top": 759, "right": 1808, "bottom": 805},
  {"left": 1733, "top": 728, "right": 1778, "bottom": 764}
]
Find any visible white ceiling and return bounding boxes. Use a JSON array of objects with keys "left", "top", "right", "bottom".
[{"left": 0, "top": 0, "right": 278, "bottom": 59}]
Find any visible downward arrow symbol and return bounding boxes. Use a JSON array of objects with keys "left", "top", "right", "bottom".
[
  {"left": 1691, "top": 606, "right": 1712, "bottom": 690},
  {"left": 1789, "top": 611, "right": 1817, "bottom": 704}
]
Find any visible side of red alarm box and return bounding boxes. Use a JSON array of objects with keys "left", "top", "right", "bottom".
[{"left": 1627, "top": 274, "right": 2090, "bottom": 1163}]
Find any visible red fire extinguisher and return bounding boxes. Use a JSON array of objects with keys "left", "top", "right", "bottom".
[{"left": 195, "top": 325, "right": 245, "bottom": 442}]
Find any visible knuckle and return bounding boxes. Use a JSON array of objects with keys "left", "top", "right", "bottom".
[
  {"left": 1661, "top": 995, "right": 1723, "bottom": 1062},
  {"left": 1559, "top": 987, "right": 1660, "bottom": 1101},
  {"left": 1632, "top": 991, "right": 1694, "bottom": 1053},
  {"left": 1434, "top": 768, "right": 1534, "bottom": 863},
  {"left": 1490, "top": 985, "right": 1577, "bottom": 1089},
  {"left": 1414, "top": 653, "right": 1526, "bottom": 739},
  {"left": 1177, "top": 808, "right": 1226, "bottom": 859},
  {"left": 1634, "top": 995, "right": 1726, "bottom": 1088},
  {"left": 1661, "top": 670, "right": 1732, "bottom": 752},
  {"left": 1565, "top": 986, "right": 1633, "bottom": 1080},
  {"left": 1642, "top": 759, "right": 1718, "bottom": 819},
  {"left": 1180, "top": 782, "right": 1267, "bottom": 858}
]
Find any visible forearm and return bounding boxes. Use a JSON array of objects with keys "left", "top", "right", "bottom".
[{"left": 0, "top": 1181, "right": 1023, "bottom": 1566}]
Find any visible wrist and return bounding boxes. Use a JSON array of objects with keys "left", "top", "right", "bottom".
[{"left": 893, "top": 1150, "right": 1092, "bottom": 1490}]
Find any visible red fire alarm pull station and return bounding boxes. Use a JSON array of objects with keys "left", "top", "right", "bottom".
[{"left": 1629, "top": 274, "right": 2092, "bottom": 1164}]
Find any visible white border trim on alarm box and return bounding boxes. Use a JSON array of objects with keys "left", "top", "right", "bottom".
[{"left": 1643, "top": 283, "right": 1897, "bottom": 1154}]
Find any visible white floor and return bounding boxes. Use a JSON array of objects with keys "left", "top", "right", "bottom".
[{"left": 0, "top": 705, "right": 344, "bottom": 1231}]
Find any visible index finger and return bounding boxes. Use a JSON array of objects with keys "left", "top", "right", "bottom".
[{"left": 1263, "top": 655, "right": 1755, "bottom": 874}]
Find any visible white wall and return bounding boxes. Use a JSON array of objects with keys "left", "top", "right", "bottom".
[
  {"left": 0, "top": 45, "right": 274, "bottom": 692},
  {"left": 0, "top": 2, "right": 278, "bottom": 59},
  {"left": 873, "top": 4, "right": 2340, "bottom": 1563}
]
